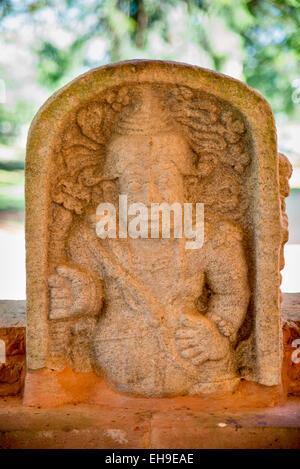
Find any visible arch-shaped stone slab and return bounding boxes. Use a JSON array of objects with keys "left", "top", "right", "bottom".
[{"left": 25, "top": 60, "right": 291, "bottom": 396}]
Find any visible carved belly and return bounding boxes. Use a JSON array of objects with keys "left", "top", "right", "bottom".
[{"left": 92, "top": 312, "right": 197, "bottom": 397}]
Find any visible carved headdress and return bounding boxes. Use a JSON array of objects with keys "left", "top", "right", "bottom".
[
  {"left": 114, "top": 85, "right": 174, "bottom": 136},
  {"left": 52, "top": 83, "right": 251, "bottom": 218}
]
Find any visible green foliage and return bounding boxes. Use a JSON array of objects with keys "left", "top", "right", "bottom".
[
  {"left": 0, "top": 168, "right": 24, "bottom": 211},
  {"left": 0, "top": 99, "right": 34, "bottom": 145},
  {"left": 0, "top": 0, "right": 12, "bottom": 19},
  {"left": 1, "top": 0, "right": 300, "bottom": 135},
  {"left": 0, "top": 160, "right": 24, "bottom": 170},
  {"left": 212, "top": 0, "right": 300, "bottom": 115},
  {"left": 36, "top": 40, "right": 86, "bottom": 89}
]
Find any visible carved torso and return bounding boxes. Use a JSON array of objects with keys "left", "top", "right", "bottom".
[
  {"left": 62, "top": 212, "right": 248, "bottom": 395},
  {"left": 25, "top": 70, "right": 290, "bottom": 397}
]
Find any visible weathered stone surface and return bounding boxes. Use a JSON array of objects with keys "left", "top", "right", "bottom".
[
  {"left": 282, "top": 293, "right": 300, "bottom": 322},
  {"left": 150, "top": 402, "right": 300, "bottom": 449},
  {"left": 0, "top": 328, "right": 26, "bottom": 396},
  {"left": 282, "top": 296, "right": 300, "bottom": 397},
  {"left": 0, "top": 300, "right": 26, "bottom": 328},
  {"left": 0, "top": 298, "right": 299, "bottom": 447},
  {"left": 0, "top": 328, "right": 25, "bottom": 356},
  {"left": 25, "top": 60, "right": 292, "bottom": 398},
  {"left": 0, "top": 397, "right": 299, "bottom": 449},
  {"left": 0, "top": 401, "right": 151, "bottom": 449},
  {"left": 0, "top": 295, "right": 299, "bottom": 399},
  {"left": 0, "top": 302, "right": 26, "bottom": 396},
  {"left": 283, "top": 323, "right": 300, "bottom": 396},
  {"left": 23, "top": 366, "right": 285, "bottom": 409},
  {"left": 0, "top": 355, "right": 26, "bottom": 396}
]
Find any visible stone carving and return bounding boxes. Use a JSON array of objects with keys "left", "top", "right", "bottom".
[{"left": 26, "top": 61, "right": 291, "bottom": 397}]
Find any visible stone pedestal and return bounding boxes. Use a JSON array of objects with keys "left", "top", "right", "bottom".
[
  {"left": 0, "top": 396, "right": 299, "bottom": 449},
  {"left": 0, "top": 294, "right": 299, "bottom": 448},
  {"left": 0, "top": 301, "right": 26, "bottom": 396}
]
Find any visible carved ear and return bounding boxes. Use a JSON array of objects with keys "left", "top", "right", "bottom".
[{"left": 77, "top": 103, "right": 104, "bottom": 143}]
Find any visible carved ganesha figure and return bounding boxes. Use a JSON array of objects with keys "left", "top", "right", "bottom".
[{"left": 47, "top": 84, "right": 252, "bottom": 396}]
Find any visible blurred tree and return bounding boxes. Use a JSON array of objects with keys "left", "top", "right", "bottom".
[
  {"left": 0, "top": 0, "right": 299, "bottom": 147},
  {"left": 211, "top": 0, "right": 300, "bottom": 115},
  {"left": 0, "top": 99, "right": 33, "bottom": 145}
]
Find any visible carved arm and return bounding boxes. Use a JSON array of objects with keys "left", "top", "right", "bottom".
[
  {"left": 205, "top": 222, "right": 250, "bottom": 341},
  {"left": 48, "top": 205, "right": 104, "bottom": 320}
]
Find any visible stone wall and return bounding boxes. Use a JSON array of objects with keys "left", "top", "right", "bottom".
[
  {"left": 0, "top": 296, "right": 299, "bottom": 397},
  {"left": 0, "top": 301, "right": 26, "bottom": 396},
  {"left": 282, "top": 294, "right": 300, "bottom": 396}
]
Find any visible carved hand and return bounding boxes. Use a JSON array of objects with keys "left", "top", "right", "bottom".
[
  {"left": 206, "top": 312, "right": 236, "bottom": 341},
  {"left": 175, "top": 313, "right": 229, "bottom": 366},
  {"left": 48, "top": 265, "right": 103, "bottom": 320}
]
